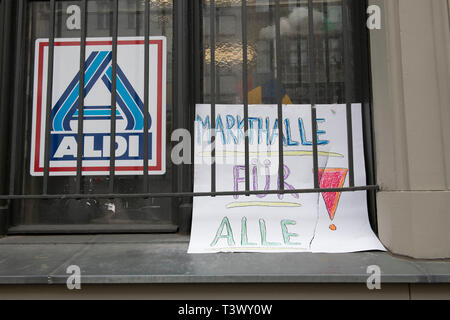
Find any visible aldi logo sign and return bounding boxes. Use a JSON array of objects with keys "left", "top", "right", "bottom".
[{"left": 31, "top": 37, "right": 166, "bottom": 176}]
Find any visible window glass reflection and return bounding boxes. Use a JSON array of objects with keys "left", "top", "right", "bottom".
[
  {"left": 202, "top": 0, "right": 355, "bottom": 105},
  {"left": 15, "top": 0, "right": 174, "bottom": 227}
]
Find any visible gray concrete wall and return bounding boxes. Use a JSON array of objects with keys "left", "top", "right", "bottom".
[
  {"left": 369, "top": 0, "right": 450, "bottom": 258},
  {"left": 0, "top": 284, "right": 449, "bottom": 300}
]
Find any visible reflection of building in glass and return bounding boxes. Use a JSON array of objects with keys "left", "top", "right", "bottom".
[{"left": 203, "top": 0, "right": 348, "bottom": 105}]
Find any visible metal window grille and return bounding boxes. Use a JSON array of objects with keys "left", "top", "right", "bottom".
[{"left": 0, "top": 0, "right": 378, "bottom": 234}]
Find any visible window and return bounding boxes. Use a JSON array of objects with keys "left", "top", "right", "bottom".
[
  {"left": 0, "top": 0, "right": 377, "bottom": 234},
  {"left": 7, "top": 0, "right": 177, "bottom": 232}
]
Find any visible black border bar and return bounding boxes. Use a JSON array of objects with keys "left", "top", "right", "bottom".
[
  {"left": 42, "top": 0, "right": 56, "bottom": 195},
  {"left": 75, "top": 0, "right": 88, "bottom": 194}
]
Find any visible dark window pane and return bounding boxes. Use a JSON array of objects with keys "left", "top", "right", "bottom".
[
  {"left": 200, "top": 0, "right": 363, "bottom": 105},
  {"left": 13, "top": 0, "right": 175, "bottom": 228}
]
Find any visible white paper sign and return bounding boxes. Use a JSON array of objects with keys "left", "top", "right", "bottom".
[{"left": 188, "top": 104, "right": 385, "bottom": 253}]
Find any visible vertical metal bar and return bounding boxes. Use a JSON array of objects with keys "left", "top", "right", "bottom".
[
  {"left": 342, "top": 0, "right": 355, "bottom": 187},
  {"left": 358, "top": 0, "right": 377, "bottom": 231},
  {"left": 109, "top": 0, "right": 118, "bottom": 192},
  {"left": 174, "top": 0, "right": 193, "bottom": 233},
  {"left": 0, "top": 0, "right": 12, "bottom": 235},
  {"left": 1, "top": 0, "right": 12, "bottom": 202},
  {"left": 274, "top": 0, "right": 284, "bottom": 190},
  {"left": 43, "top": 0, "right": 56, "bottom": 194},
  {"left": 76, "top": 0, "right": 88, "bottom": 193},
  {"left": 210, "top": 0, "right": 216, "bottom": 194},
  {"left": 143, "top": 0, "right": 150, "bottom": 192},
  {"left": 193, "top": 0, "right": 203, "bottom": 106},
  {"left": 9, "top": 0, "right": 25, "bottom": 195},
  {"left": 296, "top": 0, "right": 302, "bottom": 103},
  {"left": 173, "top": 0, "right": 183, "bottom": 195},
  {"left": 308, "top": 0, "right": 319, "bottom": 189},
  {"left": 324, "top": 1, "right": 331, "bottom": 102},
  {"left": 0, "top": 0, "right": 5, "bottom": 195},
  {"left": 0, "top": 0, "right": 4, "bottom": 83},
  {"left": 191, "top": 0, "right": 202, "bottom": 193},
  {"left": 241, "top": 0, "right": 250, "bottom": 194}
]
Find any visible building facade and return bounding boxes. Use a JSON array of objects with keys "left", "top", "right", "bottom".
[{"left": 0, "top": 0, "right": 448, "bottom": 299}]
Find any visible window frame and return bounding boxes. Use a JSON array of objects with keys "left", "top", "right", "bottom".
[{"left": 0, "top": 0, "right": 378, "bottom": 236}]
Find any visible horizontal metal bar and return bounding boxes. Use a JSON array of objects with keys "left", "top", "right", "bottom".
[{"left": 0, "top": 186, "right": 379, "bottom": 200}]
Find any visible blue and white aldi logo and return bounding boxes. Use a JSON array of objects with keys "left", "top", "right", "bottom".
[{"left": 31, "top": 37, "right": 166, "bottom": 176}]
